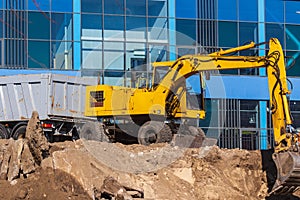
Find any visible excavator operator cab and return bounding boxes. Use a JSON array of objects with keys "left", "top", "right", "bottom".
[{"left": 152, "top": 61, "right": 206, "bottom": 119}]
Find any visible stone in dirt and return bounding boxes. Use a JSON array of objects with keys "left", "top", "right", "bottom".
[
  {"left": 96, "top": 176, "right": 144, "bottom": 200},
  {"left": 25, "top": 111, "right": 49, "bottom": 165}
]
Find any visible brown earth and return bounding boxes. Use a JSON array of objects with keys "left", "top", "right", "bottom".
[
  {"left": 0, "top": 167, "right": 90, "bottom": 200},
  {"left": 1, "top": 139, "right": 300, "bottom": 200},
  {"left": 1, "top": 111, "right": 300, "bottom": 199}
]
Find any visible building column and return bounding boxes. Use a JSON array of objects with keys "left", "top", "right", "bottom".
[
  {"left": 168, "top": 0, "right": 176, "bottom": 60},
  {"left": 73, "top": 0, "right": 81, "bottom": 71},
  {"left": 258, "top": 0, "right": 267, "bottom": 149}
]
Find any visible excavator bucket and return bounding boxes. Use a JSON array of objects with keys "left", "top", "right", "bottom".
[{"left": 271, "top": 152, "right": 300, "bottom": 195}]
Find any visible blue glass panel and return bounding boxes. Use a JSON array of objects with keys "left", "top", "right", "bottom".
[
  {"left": 82, "top": 0, "right": 102, "bottom": 13},
  {"left": 104, "top": 15, "right": 124, "bottom": 39},
  {"left": 266, "top": 0, "right": 284, "bottom": 23},
  {"left": 51, "top": 0, "right": 72, "bottom": 12},
  {"left": 148, "top": 17, "right": 168, "bottom": 41},
  {"left": 0, "top": 11, "right": 2, "bottom": 38},
  {"left": 82, "top": 14, "right": 102, "bottom": 29},
  {"left": 218, "top": 0, "right": 237, "bottom": 20},
  {"left": 126, "top": 0, "right": 146, "bottom": 16},
  {"left": 28, "top": 41, "right": 50, "bottom": 69},
  {"left": 104, "top": 0, "right": 124, "bottom": 15},
  {"left": 51, "top": 13, "right": 73, "bottom": 40},
  {"left": 125, "top": 42, "right": 146, "bottom": 70},
  {"left": 28, "top": 0, "right": 50, "bottom": 11},
  {"left": 239, "top": 22, "right": 258, "bottom": 75},
  {"left": 82, "top": 41, "right": 102, "bottom": 69},
  {"left": 0, "top": 0, "right": 3, "bottom": 9},
  {"left": 239, "top": 0, "right": 258, "bottom": 21},
  {"left": 176, "top": 0, "right": 196, "bottom": 19},
  {"left": 126, "top": 17, "right": 146, "bottom": 40},
  {"left": 82, "top": 14, "right": 102, "bottom": 39},
  {"left": 51, "top": 41, "right": 73, "bottom": 69},
  {"left": 148, "top": 0, "right": 167, "bottom": 17},
  {"left": 28, "top": 11, "right": 50, "bottom": 39},
  {"left": 218, "top": 21, "right": 237, "bottom": 47},
  {"left": 265, "top": 23, "right": 284, "bottom": 45},
  {"left": 286, "top": 25, "right": 300, "bottom": 50},
  {"left": 104, "top": 42, "right": 124, "bottom": 70},
  {"left": 286, "top": 51, "right": 300, "bottom": 76},
  {"left": 178, "top": 47, "right": 195, "bottom": 57},
  {"left": 176, "top": 19, "right": 196, "bottom": 45},
  {"left": 285, "top": 1, "right": 300, "bottom": 24},
  {"left": 126, "top": 17, "right": 146, "bottom": 30},
  {"left": 239, "top": 22, "right": 258, "bottom": 45}
]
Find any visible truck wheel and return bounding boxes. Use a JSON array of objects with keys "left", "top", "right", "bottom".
[
  {"left": 138, "top": 121, "right": 172, "bottom": 145},
  {"left": 80, "top": 121, "right": 109, "bottom": 142},
  {"left": 0, "top": 124, "right": 9, "bottom": 139},
  {"left": 12, "top": 123, "right": 27, "bottom": 140}
]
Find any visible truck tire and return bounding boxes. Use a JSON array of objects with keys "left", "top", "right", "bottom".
[
  {"left": 138, "top": 121, "right": 172, "bottom": 145},
  {"left": 80, "top": 121, "right": 109, "bottom": 142},
  {"left": 0, "top": 124, "right": 9, "bottom": 139},
  {"left": 12, "top": 123, "right": 27, "bottom": 140}
]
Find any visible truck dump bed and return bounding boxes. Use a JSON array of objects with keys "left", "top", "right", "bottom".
[{"left": 0, "top": 73, "right": 97, "bottom": 121}]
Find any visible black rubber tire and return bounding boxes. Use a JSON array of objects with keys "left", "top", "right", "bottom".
[
  {"left": 157, "top": 124, "right": 173, "bottom": 143},
  {"left": 80, "top": 121, "right": 109, "bottom": 142},
  {"left": 12, "top": 123, "right": 27, "bottom": 140},
  {"left": 138, "top": 121, "right": 165, "bottom": 146},
  {"left": 0, "top": 124, "right": 9, "bottom": 139}
]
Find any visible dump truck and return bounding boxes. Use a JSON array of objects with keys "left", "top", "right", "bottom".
[
  {"left": 83, "top": 38, "right": 300, "bottom": 194},
  {"left": 0, "top": 73, "right": 97, "bottom": 141}
]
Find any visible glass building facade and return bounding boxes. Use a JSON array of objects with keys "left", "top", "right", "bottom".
[{"left": 1, "top": 0, "right": 300, "bottom": 150}]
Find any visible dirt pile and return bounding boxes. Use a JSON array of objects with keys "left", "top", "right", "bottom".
[
  {"left": 0, "top": 111, "right": 90, "bottom": 199},
  {"left": 40, "top": 140, "right": 273, "bottom": 200},
  {"left": 3, "top": 136, "right": 300, "bottom": 199},
  {"left": 0, "top": 167, "right": 90, "bottom": 200},
  {"left": 0, "top": 111, "right": 49, "bottom": 182},
  {"left": 0, "top": 111, "right": 298, "bottom": 200}
]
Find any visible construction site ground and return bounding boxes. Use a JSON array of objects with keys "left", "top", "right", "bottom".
[
  {"left": 1, "top": 138, "right": 300, "bottom": 200},
  {"left": 0, "top": 112, "right": 300, "bottom": 200}
]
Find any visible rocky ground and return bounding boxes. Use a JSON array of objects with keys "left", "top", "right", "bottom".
[
  {"left": 2, "top": 139, "right": 300, "bottom": 200},
  {"left": 0, "top": 112, "right": 300, "bottom": 199}
]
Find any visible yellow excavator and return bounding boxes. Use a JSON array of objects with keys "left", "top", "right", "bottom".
[{"left": 84, "top": 38, "right": 300, "bottom": 194}]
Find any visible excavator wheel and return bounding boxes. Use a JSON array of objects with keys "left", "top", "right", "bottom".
[
  {"left": 157, "top": 123, "right": 173, "bottom": 143},
  {"left": 80, "top": 121, "right": 110, "bottom": 142},
  {"left": 138, "top": 121, "right": 172, "bottom": 145}
]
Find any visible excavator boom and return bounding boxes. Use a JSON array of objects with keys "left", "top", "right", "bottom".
[{"left": 152, "top": 38, "right": 300, "bottom": 194}]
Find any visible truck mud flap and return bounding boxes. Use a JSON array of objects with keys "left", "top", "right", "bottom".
[{"left": 271, "top": 151, "right": 300, "bottom": 195}]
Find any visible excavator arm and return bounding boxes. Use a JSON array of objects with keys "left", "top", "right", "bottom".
[{"left": 153, "top": 38, "right": 300, "bottom": 194}]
